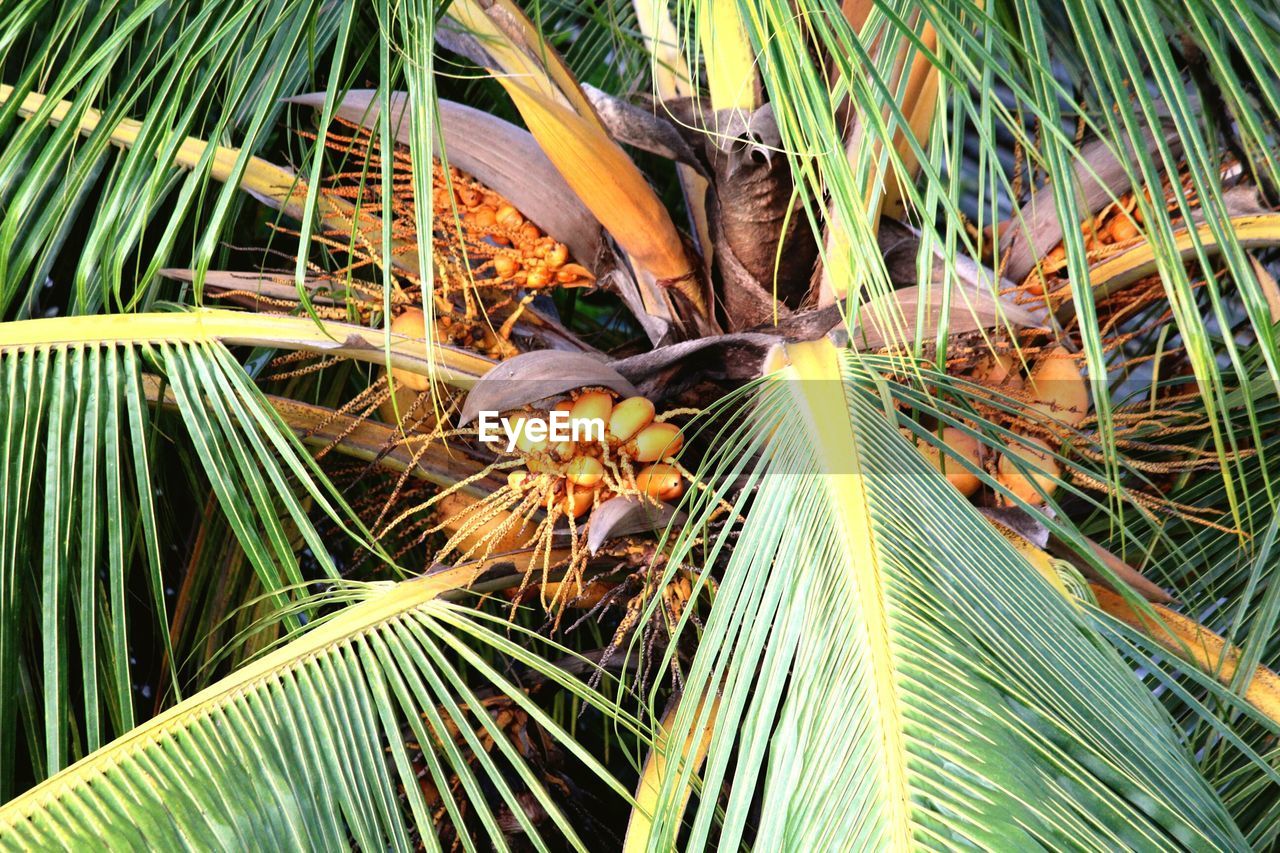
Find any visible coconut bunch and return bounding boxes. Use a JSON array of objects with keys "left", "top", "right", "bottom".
[
  {"left": 479, "top": 389, "right": 683, "bottom": 534},
  {"left": 1007, "top": 182, "right": 1166, "bottom": 299},
  {"left": 1036, "top": 190, "right": 1146, "bottom": 275},
  {"left": 901, "top": 343, "right": 1089, "bottom": 508},
  {"left": 311, "top": 120, "right": 593, "bottom": 292},
  {"left": 291, "top": 120, "right": 594, "bottom": 358},
  {"left": 371, "top": 385, "right": 690, "bottom": 617},
  {"left": 504, "top": 389, "right": 687, "bottom": 514},
  {"left": 899, "top": 327, "right": 1244, "bottom": 537}
]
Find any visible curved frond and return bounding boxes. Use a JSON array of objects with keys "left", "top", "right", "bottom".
[
  {"left": 0, "top": 310, "right": 493, "bottom": 387},
  {"left": 644, "top": 338, "right": 1245, "bottom": 849},
  {"left": 0, "top": 323, "right": 386, "bottom": 789},
  {"left": 0, "top": 567, "right": 637, "bottom": 849}
]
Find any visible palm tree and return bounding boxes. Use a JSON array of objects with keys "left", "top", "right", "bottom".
[{"left": 2, "top": 0, "right": 1280, "bottom": 847}]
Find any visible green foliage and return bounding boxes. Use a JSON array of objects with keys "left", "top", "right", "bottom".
[
  {"left": 0, "top": 335, "right": 372, "bottom": 793},
  {"left": 2, "top": 0, "right": 1280, "bottom": 846}
]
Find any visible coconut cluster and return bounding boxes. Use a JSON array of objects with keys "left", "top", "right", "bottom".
[
  {"left": 906, "top": 345, "right": 1088, "bottom": 506},
  {"left": 1023, "top": 188, "right": 1159, "bottom": 297},
  {"left": 319, "top": 120, "right": 595, "bottom": 293},
  {"left": 295, "top": 121, "right": 598, "bottom": 361},
  {"left": 503, "top": 389, "right": 686, "bottom": 520},
  {"left": 448, "top": 194, "right": 593, "bottom": 290}
]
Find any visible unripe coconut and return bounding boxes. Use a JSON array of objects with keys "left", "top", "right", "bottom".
[
  {"left": 632, "top": 422, "right": 684, "bottom": 463},
  {"left": 1028, "top": 346, "right": 1089, "bottom": 428},
  {"left": 997, "top": 438, "right": 1060, "bottom": 505},
  {"left": 389, "top": 309, "right": 430, "bottom": 392},
  {"left": 566, "top": 455, "right": 604, "bottom": 489},
  {"left": 635, "top": 463, "right": 683, "bottom": 502},
  {"left": 608, "top": 396, "right": 655, "bottom": 444},
  {"left": 903, "top": 427, "right": 983, "bottom": 497}
]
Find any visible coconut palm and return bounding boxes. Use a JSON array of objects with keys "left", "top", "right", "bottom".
[{"left": 2, "top": 0, "right": 1280, "bottom": 848}]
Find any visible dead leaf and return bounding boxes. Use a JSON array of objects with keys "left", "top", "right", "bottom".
[
  {"left": 459, "top": 351, "right": 638, "bottom": 425},
  {"left": 587, "top": 496, "right": 684, "bottom": 553}
]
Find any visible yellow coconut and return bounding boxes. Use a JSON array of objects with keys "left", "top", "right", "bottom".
[
  {"left": 436, "top": 492, "right": 527, "bottom": 555},
  {"left": 378, "top": 368, "right": 437, "bottom": 427},
  {"left": 561, "top": 484, "right": 597, "bottom": 518},
  {"left": 904, "top": 427, "right": 983, "bottom": 497},
  {"left": 1028, "top": 346, "right": 1089, "bottom": 429},
  {"left": 635, "top": 463, "right": 684, "bottom": 502},
  {"left": 631, "top": 422, "right": 684, "bottom": 463},
  {"left": 389, "top": 309, "right": 430, "bottom": 392},
  {"left": 974, "top": 350, "right": 1024, "bottom": 391},
  {"left": 570, "top": 390, "right": 614, "bottom": 437},
  {"left": 608, "top": 396, "right": 656, "bottom": 443},
  {"left": 566, "top": 455, "right": 604, "bottom": 489},
  {"left": 997, "top": 438, "right": 1060, "bottom": 505},
  {"left": 1107, "top": 214, "right": 1139, "bottom": 243}
]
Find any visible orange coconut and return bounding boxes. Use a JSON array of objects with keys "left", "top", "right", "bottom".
[
  {"left": 1028, "top": 346, "right": 1089, "bottom": 429},
  {"left": 997, "top": 438, "right": 1060, "bottom": 505},
  {"left": 389, "top": 309, "right": 430, "bottom": 392},
  {"left": 635, "top": 463, "right": 683, "bottom": 502},
  {"left": 632, "top": 422, "right": 684, "bottom": 463}
]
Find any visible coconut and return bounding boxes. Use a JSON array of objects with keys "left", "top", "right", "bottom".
[
  {"left": 561, "top": 484, "right": 597, "bottom": 518},
  {"left": 632, "top": 422, "right": 684, "bottom": 463},
  {"left": 1028, "top": 346, "right": 1089, "bottom": 429},
  {"left": 904, "top": 427, "right": 983, "bottom": 497},
  {"left": 607, "top": 396, "right": 656, "bottom": 444},
  {"left": 635, "top": 463, "right": 683, "bottom": 502},
  {"left": 566, "top": 455, "right": 604, "bottom": 488},
  {"left": 389, "top": 309, "right": 430, "bottom": 392},
  {"left": 570, "top": 390, "right": 614, "bottom": 434},
  {"left": 974, "top": 351, "right": 1024, "bottom": 390},
  {"left": 378, "top": 368, "right": 436, "bottom": 426},
  {"left": 996, "top": 438, "right": 1060, "bottom": 505}
]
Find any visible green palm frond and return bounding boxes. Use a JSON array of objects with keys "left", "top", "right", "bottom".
[
  {"left": 670, "top": 0, "right": 1280, "bottom": 403},
  {"left": 0, "top": 567, "right": 639, "bottom": 849},
  {"left": 641, "top": 338, "right": 1246, "bottom": 849},
  {"left": 0, "top": 0, "right": 355, "bottom": 315},
  {"left": 0, "top": 312, "right": 413, "bottom": 790},
  {"left": 4, "top": 0, "right": 1280, "bottom": 844}
]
